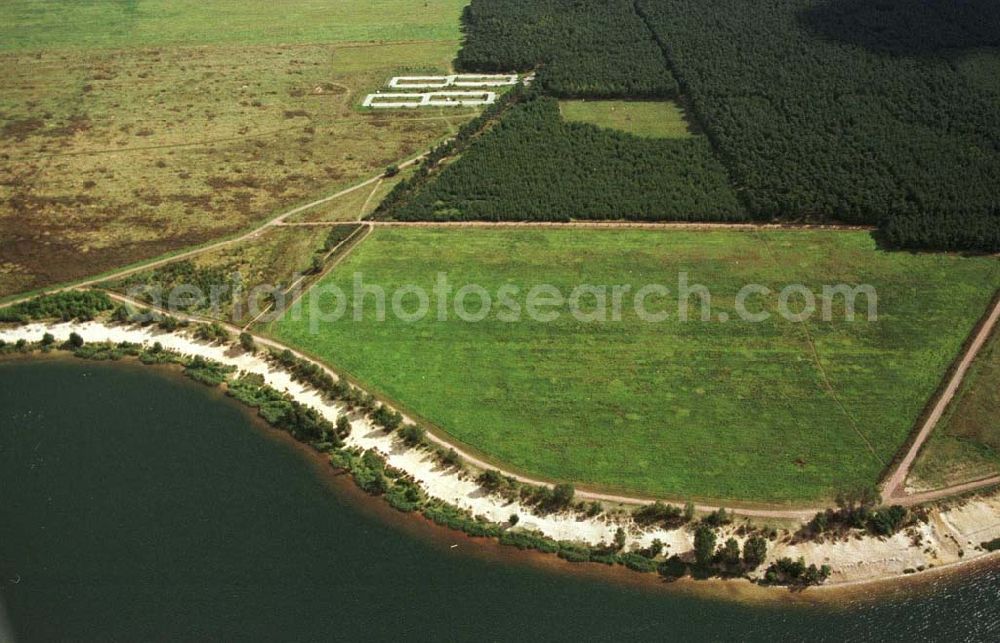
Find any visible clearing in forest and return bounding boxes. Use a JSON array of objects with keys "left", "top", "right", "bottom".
[{"left": 559, "top": 100, "right": 695, "bottom": 139}]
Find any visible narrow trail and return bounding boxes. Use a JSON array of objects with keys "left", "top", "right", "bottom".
[
  {"left": 882, "top": 292, "right": 1000, "bottom": 501},
  {"left": 271, "top": 223, "right": 374, "bottom": 319},
  {"left": 357, "top": 178, "right": 384, "bottom": 219},
  {"left": 754, "top": 231, "right": 884, "bottom": 467},
  {"left": 0, "top": 153, "right": 428, "bottom": 310},
  {"left": 240, "top": 223, "right": 372, "bottom": 331},
  {"left": 277, "top": 220, "right": 879, "bottom": 231}
]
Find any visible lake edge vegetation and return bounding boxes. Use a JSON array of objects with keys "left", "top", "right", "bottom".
[{"left": 0, "top": 293, "right": 846, "bottom": 587}]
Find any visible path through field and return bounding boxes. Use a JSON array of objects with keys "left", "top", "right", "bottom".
[{"left": 2, "top": 155, "right": 997, "bottom": 515}]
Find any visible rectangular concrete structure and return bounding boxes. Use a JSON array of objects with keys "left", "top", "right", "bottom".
[
  {"left": 362, "top": 91, "right": 498, "bottom": 109},
  {"left": 388, "top": 74, "right": 519, "bottom": 89}
]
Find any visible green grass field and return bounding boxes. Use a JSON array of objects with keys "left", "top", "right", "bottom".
[
  {"left": 0, "top": 0, "right": 469, "bottom": 51},
  {"left": 267, "top": 228, "right": 1000, "bottom": 504},
  {"left": 910, "top": 324, "right": 1000, "bottom": 490},
  {"left": 559, "top": 100, "right": 694, "bottom": 138}
]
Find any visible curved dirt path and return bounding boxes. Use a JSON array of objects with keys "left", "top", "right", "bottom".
[
  {"left": 882, "top": 292, "right": 1000, "bottom": 501},
  {"left": 0, "top": 154, "right": 428, "bottom": 311}
]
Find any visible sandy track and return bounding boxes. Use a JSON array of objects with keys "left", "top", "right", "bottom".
[
  {"left": 277, "top": 220, "right": 878, "bottom": 231},
  {"left": 882, "top": 292, "right": 1000, "bottom": 501},
  {"left": 0, "top": 154, "right": 427, "bottom": 310}
]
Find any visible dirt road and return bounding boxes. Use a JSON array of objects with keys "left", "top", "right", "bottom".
[
  {"left": 881, "top": 293, "right": 1000, "bottom": 501},
  {"left": 0, "top": 154, "right": 427, "bottom": 311},
  {"left": 277, "top": 219, "right": 878, "bottom": 231}
]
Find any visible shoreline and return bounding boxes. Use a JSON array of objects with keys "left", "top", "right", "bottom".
[{"left": 3, "top": 320, "right": 1000, "bottom": 594}]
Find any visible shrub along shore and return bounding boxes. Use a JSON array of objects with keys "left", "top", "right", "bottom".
[{"left": 3, "top": 292, "right": 1000, "bottom": 588}]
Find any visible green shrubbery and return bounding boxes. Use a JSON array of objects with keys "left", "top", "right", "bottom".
[
  {"left": 805, "top": 488, "right": 915, "bottom": 539},
  {"left": 193, "top": 321, "right": 231, "bottom": 344},
  {"left": 762, "top": 557, "right": 831, "bottom": 587},
  {"left": 0, "top": 290, "right": 114, "bottom": 323}
]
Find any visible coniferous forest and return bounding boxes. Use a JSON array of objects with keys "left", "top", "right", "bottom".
[
  {"left": 385, "top": 0, "right": 1000, "bottom": 252},
  {"left": 638, "top": 0, "right": 1000, "bottom": 251},
  {"left": 387, "top": 91, "right": 745, "bottom": 222},
  {"left": 455, "top": 0, "right": 677, "bottom": 98}
]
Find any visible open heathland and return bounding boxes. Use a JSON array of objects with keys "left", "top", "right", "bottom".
[
  {"left": 109, "top": 224, "right": 359, "bottom": 326},
  {"left": 268, "top": 227, "right": 1000, "bottom": 503},
  {"left": 910, "top": 324, "right": 1000, "bottom": 490},
  {"left": 380, "top": 91, "right": 744, "bottom": 221},
  {"left": 0, "top": 1, "right": 473, "bottom": 298}
]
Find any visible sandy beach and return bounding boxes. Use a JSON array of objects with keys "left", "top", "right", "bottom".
[{"left": 3, "top": 320, "right": 1000, "bottom": 587}]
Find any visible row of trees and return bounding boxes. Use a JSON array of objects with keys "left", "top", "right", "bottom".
[
  {"left": 693, "top": 525, "right": 770, "bottom": 572},
  {"left": 477, "top": 468, "right": 579, "bottom": 513},
  {"left": 387, "top": 93, "right": 745, "bottom": 222},
  {"left": 456, "top": 0, "right": 677, "bottom": 98},
  {"left": 805, "top": 487, "right": 914, "bottom": 538},
  {"left": 637, "top": 0, "right": 1000, "bottom": 251}
]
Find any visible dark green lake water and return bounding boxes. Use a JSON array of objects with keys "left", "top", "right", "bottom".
[{"left": 2, "top": 358, "right": 999, "bottom": 642}]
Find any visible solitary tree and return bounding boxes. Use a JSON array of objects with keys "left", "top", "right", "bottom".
[
  {"left": 239, "top": 332, "right": 256, "bottom": 353},
  {"left": 613, "top": 527, "right": 627, "bottom": 551},
  {"left": 335, "top": 415, "right": 351, "bottom": 438},
  {"left": 720, "top": 537, "right": 741, "bottom": 567},
  {"left": 68, "top": 332, "right": 84, "bottom": 348},
  {"left": 694, "top": 525, "right": 717, "bottom": 567},
  {"left": 310, "top": 255, "right": 325, "bottom": 275},
  {"left": 551, "top": 483, "right": 575, "bottom": 509},
  {"left": 743, "top": 535, "right": 768, "bottom": 569}
]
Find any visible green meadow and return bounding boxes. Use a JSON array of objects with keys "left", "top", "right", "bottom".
[
  {"left": 0, "top": 0, "right": 469, "bottom": 51},
  {"left": 559, "top": 100, "right": 695, "bottom": 139},
  {"left": 268, "top": 228, "right": 1000, "bottom": 504}
]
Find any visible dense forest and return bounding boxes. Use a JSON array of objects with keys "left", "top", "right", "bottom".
[
  {"left": 455, "top": 0, "right": 677, "bottom": 98},
  {"left": 386, "top": 91, "right": 744, "bottom": 222},
  {"left": 637, "top": 0, "right": 1000, "bottom": 251},
  {"left": 395, "top": 0, "right": 1000, "bottom": 250}
]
